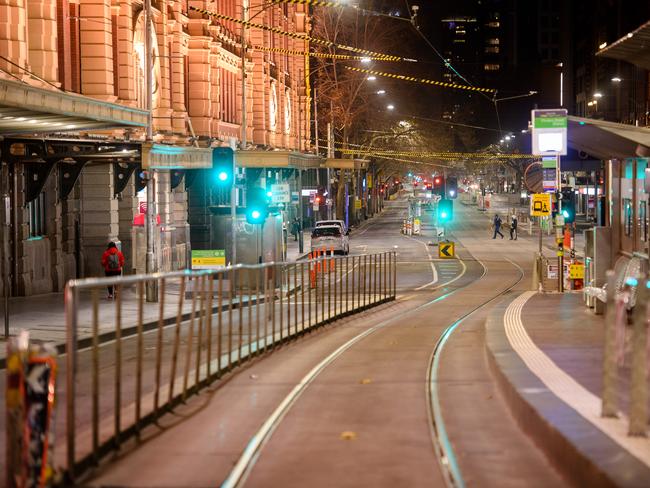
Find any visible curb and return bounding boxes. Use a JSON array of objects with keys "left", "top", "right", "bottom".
[{"left": 484, "top": 294, "right": 650, "bottom": 488}]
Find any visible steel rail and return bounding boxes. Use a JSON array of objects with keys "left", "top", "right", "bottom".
[{"left": 426, "top": 256, "right": 525, "bottom": 488}]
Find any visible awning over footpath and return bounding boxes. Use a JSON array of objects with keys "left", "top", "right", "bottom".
[
  {"left": 596, "top": 20, "right": 650, "bottom": 70},
  {"left": 0, "top": 77, "right": 148, "bottom": 135},
  {"left": 567, "top": 116, "right": 650, "bottom": 160},
  {"left": 235, "top": 149, "right": 323, "bottom": 169},
  {"left": 323, "top": 158, "right": 369, "bottom": 170}
]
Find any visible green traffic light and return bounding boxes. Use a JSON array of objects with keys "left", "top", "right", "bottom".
[
  {"left": 251, "top": 210, "right": 261, "bottom": 219},
  {"left": 441, "top": 211, "right": 448, "bottom": 219},
  {"left": 218, "top": 171, "right": 229, "bottom": 182},
  {"left": 562, "top": 209, "right": 569, "bottom": 218}
]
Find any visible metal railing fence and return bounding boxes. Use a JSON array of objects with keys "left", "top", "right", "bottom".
[{"left": 62, "top": 252, "right": 396, "bottom": 482}]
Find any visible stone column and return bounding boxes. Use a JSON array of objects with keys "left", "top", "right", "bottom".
[
  {"left": 80, "top": 164, "right": 119, "bottom": 278},
  {"left": 79, "top": 0, "right": 115, "bottom": 100},
  {"left": 27, "top": 0, "right": 58, "bottom": 83},
  {"left": 156, "top": 171, "right": 173, "bottom": 271},
  {"left": 187, "top": 39, "right": 213, "bottom": 136},
  {"left": 116, "top": 0, "right": 136, "bottom": 103},
  {"left": 172, "top": 180, "right": 190, "bottom": 270},
  {"left": 117, "top": 177, "right": 137, "bottom": 274},
  {"left": 0, "top": 0, "right": 28, "bottom": 77},
  {"left": 45, "top": 168, "right": 65, "bottom": 291}
]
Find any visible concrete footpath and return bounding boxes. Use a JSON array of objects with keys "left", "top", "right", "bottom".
[
  {"left": 0, "top": 232, "right": 313, "bottom": 367},
  {"left": 486, "top": 291, "right": 650, "bottom": 487}
]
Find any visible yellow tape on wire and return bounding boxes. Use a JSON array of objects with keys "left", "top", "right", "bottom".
[
  {"left": 343, "top": 65, "right": 496, "bottom": 93},
  {"left": 189, "top": 6, "right": 402, "bottom": 61}
]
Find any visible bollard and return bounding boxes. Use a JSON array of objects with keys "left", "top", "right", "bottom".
[
  {"left": 629, "top": 275, "right": 648, "bottom": 436},
  {"left": 330, "top": 247, "right": 335, "bottom": 271},
  {"left": 602, "top": 270, "right": 618, "bottom": 418}
]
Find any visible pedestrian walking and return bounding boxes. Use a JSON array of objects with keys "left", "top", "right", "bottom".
[
  {"left": 510, "top": 214, "right": 518, "bottom": 240},
  {"left": 291, "top": 217, "right": 301, "bottom": 241},
  {"left": 492, "top": 214, "right": 504, "bottom": 239},
  {"left": 101, "top": 242, "right": 125, "bottom": 299}
]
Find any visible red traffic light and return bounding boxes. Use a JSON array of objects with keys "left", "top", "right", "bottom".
[{"left": 434, "top": 177, "right": 441, "bottom": 185}]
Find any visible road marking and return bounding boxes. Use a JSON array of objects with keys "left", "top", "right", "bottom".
[
  {"left": 416, "top": 260, "right": 466, "bottom": 291},
  {"left": 503, "top": 291, "right": 650, "bottom": 468},
  {"left": 402, "top": 234, "right": 438, "bottom": 289}
]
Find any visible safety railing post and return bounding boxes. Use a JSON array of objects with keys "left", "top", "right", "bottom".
[
  {"left": 238, "top": 268, "right": 244, "bottom": 364},
  {"left": 195, "top": 275, "right": 206, "bottom": 386},
  {"left": 90, "top": 288, "right": 99, "bottom": 462},
  {"left": 393, "top": 251, "right": 397, "bottom": 298},
  {"left": 169, "top": 277, "right": 186, "bottom": 402},
  {"left": 228, "top": 269, "right": 234, "bottom": 367},
  {"left": 321, "top": 255, "right": 325, "bottom": 323},
  {"left": 206, "top": 275, "right": 213, "bottom": 378},
  {"left": 294, "top": 264, "right": 299, "bottom": 335},
  {"left": 629, "top": 274, "right": 648, "bottom": 435},
  {"left": 602, "top": 270, "right": 618, "bottom": 417},
  {"left": 255, "top": 269, "right": 261, "bottom": 354},
  {"left": 114, "top": 283, "right": 123, "bottom": 448},
  {"left": 154, "top": 278, "right": 166, "bottom": 416},
  {"left": 345, "top": 255, "right": 350, "bottom": 314},
  {"left": 247, "top": 270, "right": 253, "bottom": 358},
  {"left": 65, "top": 284, "right": 79, "bottom": 478},
  {"left": 217, "top": 273, "right": 224, "bottom": 368},
  {"left": 286, "top": 265, "right": 291, "bottom": 337},
  {"left": 135, "top": 280, "right": 145, "bottom": 435},
  {"left": 279, "top": 265, "right": 285, "bottom": 340},
  {"left": 363, "top": 255, "right": 367, "bottom": 307},
  {"left": 301, "top": 262, "right": 306, "bottom": 332},
  {"left": 333, "top": 256, "right": 338, "bottom": 318}
]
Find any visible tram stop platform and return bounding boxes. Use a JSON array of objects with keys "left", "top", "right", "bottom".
[{"left": 486, "top": 291, "right": 650, "bottom": 487}]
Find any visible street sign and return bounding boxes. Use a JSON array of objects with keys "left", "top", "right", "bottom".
[
  {"left": 438, "top": 241, "right": 455, "bottom": 259},
  {"left": 569, "top": 264, "right": 584, "bottom": 279},
  {"left": 354, "top": 199, "right": 362, "bottom": 209},
  {"left": 531, "top": 109, "right": 568, "bottom": 156},
  {"left": 191, "top": 250, "right": 225, "bottom": 269},
  {"left": 530, "top": 193, "right": 552, "bottom": 216},
  {"left": 271, "top": 183, "right": 290, "bottom": 204},
  {"left": 291, "top": 191, "right": 299, "bottom": 204}
]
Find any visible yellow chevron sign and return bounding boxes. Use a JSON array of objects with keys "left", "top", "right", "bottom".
[{"left": 438, "top": 241, "right": 455, "bottom": 259}]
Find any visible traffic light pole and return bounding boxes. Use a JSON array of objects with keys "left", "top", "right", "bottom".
[{"left": 231, "top": 158, "right": 237, "bottom": 270}]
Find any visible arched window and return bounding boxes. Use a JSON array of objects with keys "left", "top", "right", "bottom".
[{"left": 133, "top": 11, "right": 161, "bottom": 109}]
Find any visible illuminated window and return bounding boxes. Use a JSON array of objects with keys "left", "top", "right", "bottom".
[
  {"left": 484, "top": 63, "right": 500, "bottom": 71},
  {"left": 487, "top": 38, "right": 500, "bottom": 45},
  {"left": 28, "top": 193, "right": 46, "bottom": 238},
  {"left": 485, "top": 46, "right": 500, "bottom": 53},
  {"left": 486, "top": 21, "right": 500, "bottom": 27}
]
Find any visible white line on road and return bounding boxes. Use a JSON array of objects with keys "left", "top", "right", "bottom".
[
  {"left": 402, "top": 234, "right": 438, "bottom": 289},
  {"left": 503, "top": 291, "right": 650, "bottom": 468}
]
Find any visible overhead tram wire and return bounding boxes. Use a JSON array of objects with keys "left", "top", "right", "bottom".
[
  {"left": 251, "top": 45, "right": 397, "bottom": 61},
  {"left": 188, "top": 6, "right": 408, "bottom": 62}
]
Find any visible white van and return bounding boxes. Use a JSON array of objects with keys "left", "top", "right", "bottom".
[{"left": 315, "top": 219, "right": 348, "bottom": 235}]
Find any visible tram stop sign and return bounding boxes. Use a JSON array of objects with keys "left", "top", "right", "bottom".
[
  {"left": 530, "top": 193, "right": 552, "bottom": 217},
  {"left": 438, "top": 241, "right": 455, "bottom": 259}
]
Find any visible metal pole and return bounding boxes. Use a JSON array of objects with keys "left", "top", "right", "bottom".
[
  {"left": 314, "top": 86, "right": 319, "bottom": 156},
  {"left": 556, "top": 153, "right": 563, "bottom": 293},
  {"left": 298, "top": 169, "right": 304, "bottom": 254},
  {"left": 602, "top": 270, "right": 618, "bottom": 417},
  {"left": 144, "top": 0, "right": 157, "bottom": 302}
]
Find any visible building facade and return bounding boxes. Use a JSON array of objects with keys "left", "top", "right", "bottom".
[{"left": 0, "top": 0, "right": 311, "bottom": 297}]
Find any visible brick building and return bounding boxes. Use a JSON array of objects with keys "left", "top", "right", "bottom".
[{"left": 0, "top": 0, "right": 311, "bottom": 297}]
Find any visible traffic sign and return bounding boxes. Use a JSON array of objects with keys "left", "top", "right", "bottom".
[
  {"left": 438, "top": 241, "right": 455, "bottom": 259},
  {"left": 530, "top": 193, "right": 552, "bottom": 217},
  {"left": 354, "top": 199, "right": 362, "bottom": 209},
  {"left": 569, "top": 264, "right": 584, "bottom": 279},
  {"left": 531, "top": 108, "right": 568, "bottom": 156},
  {"left": 191, "top": 250, "right": 225, "bottom": 269},
  {"left": 270, "top": 183, "right": 290, "bottom": 204}
]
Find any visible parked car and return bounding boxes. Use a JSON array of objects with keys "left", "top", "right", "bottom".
[{"left": 311, "top": 225, "right": 349, "bottom": 255}]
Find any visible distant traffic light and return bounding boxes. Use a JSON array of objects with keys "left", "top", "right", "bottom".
[
  {"left": 437, "top": 199, "right": 453, "bottom": 223},
  {"left": 246, "top": 187, "right": 269, "bottom": 224},
  {"left": 211, "top": 147, "right": 235, "bottom": 186},
  {"left": 447, "top": 177, "right": 458, "bottom": 199},
  {"left": 433, "top": 175, "right": 445, "bottom": 196},
  {"left": 560, "top": 188, "right": 576, "bottom": 224}
]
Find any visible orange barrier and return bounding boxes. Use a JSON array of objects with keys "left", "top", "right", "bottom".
[{"left": 330, "top": 247, "right": 335, "bottom": 271}]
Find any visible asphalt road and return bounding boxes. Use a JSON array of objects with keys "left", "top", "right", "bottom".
[{"left": 77, "top": 197, "right": 568, "bottom": 488}]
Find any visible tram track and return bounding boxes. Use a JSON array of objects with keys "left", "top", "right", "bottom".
[{"left": 220, "top": 250, "right": 525, "bottom": 488}]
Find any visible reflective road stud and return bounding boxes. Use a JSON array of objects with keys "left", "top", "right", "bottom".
[{"left": 438, "top": 241, "right": 455, "bottom": 259}]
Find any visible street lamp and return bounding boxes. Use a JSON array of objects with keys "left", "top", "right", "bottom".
[
  {"left": 611, "top": 76, "right": 622, "bottom": 83},
  {"left": 594, "top": 92, "right": 603, "bottom": 98},
  {"left": 376, "top": 89, "right": 386, "bottom": 95},
  {"left": 367, "top": 75, "right": 377, "bottom": 81},
  {"left": 387, "top": 104, "right": 395, "bottom": 110}
]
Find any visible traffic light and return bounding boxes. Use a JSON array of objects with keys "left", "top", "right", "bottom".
[
  {"left": 433, "top": 175, "right": 445, "bottom": 196},
  {"left": 246, "top": 187, "right": 269, "bottom": 224},
  {"left": 437, "top": 199, "right": 453, "bottom": 224},
  {"left": 560, "top": 188, "right": 576, "bottom": 224},
  {"left": 447, "top": 177, "right": 458, "bottom": 199},
  {"left": 211, "top": 147, "right": 234, "bottom": 186}
]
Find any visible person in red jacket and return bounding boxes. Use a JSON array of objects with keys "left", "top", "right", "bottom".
[{"left": 101, "top": 242, "right": 125, "bottom": 299}]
